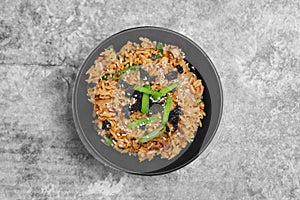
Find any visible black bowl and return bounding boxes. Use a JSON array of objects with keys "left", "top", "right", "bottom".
[{"left": 72, "top": 26, "right": 223, "bottom": 175}]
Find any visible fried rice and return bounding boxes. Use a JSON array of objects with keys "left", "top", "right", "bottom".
[{"left": 86, "top": 37, "right": 205, "bottom": 161}]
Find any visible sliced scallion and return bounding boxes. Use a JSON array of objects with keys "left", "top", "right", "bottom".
[
  {"left": 104, "top": 135, "right": 113, "bottom": 146},
  {"left": 139, "top": 126, "right": 166, "bottom": 143},
  {"left": 150, "top": 54, "right": 162, "bottom": 60},
  {"left": 141, "top": 84, "right": 150, "bottom": 114},
  {"left": 153, "top": 82, "right": 179, "bottom": 100},
  {"left": 133, "top": 85, "right": 161, "bottom": 96},
  {"left": 162, "top": 97, "right": 172, "bottom": 124},
  {"left": 101, "top": 74, "right": 109, "bottom": 80},
  {"left": 157, "top": 42, "right": 163, "bottom": 54},
  {"left": 112, "top": 65, "right": 141, "bottom": 80},
  {"left": 128, "top": 116, "right": 158, "bottom": 128},
  {"left": 106, "top": 45, "right": 114, "bottom": 50}
]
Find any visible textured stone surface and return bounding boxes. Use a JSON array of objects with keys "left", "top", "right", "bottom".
[{"left": 0, "top": 0, "right": 299, "bottom": 199}]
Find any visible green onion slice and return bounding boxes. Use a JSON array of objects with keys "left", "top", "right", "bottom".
[
  {"left": 153, "top": 82, "right": 179, "bottom": 100},
  {"left": 112, "top": 65, "right": 141, "bottom": 80},
  {"left": 106, "top": 45, "right": 114, "bottom": 50},
  {"left": 150, "top": 54, "right": 162, "bottom": 60},
  {"left": 141, "top": 84, "right": 150, "bottom": 114},
  {"left": 104, "top": 135, "right": 113, "bottom": 146},
  {"left": 133, "top": 85, "right": 161, "bottom": 96},
  {"left": 162, "top": 97, "right": 172, "bottom": 124},
  {"left": 157, "top": 42, "right": 163, "bottom": 54},
  {"left": 101, "top": 74, "right": 109, "bottom": 80},
  {"left": 139, "top": 126, "right": 166, "bottom": 143},
  {"left": 128, "top": 116, "right": 158, "bottom": 128}
]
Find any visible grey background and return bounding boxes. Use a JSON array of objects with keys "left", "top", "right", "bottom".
[{"left": 0, "top": 0, "right": 299, "bottom": 199}]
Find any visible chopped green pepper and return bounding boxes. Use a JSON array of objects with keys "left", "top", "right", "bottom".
[
  {"left": 150, "top": 54, "right": 162, "bottom": 60},
  {"left": 157, "top": 42, "right": 163, "bottom": 54},
  {"left": 128, "top": 116, "right": 158, "bottom": 128},
  {"left": 104, "top": 135, "right": 113, "bottom": 146},
  {"left": 133, "top": 85, "right": 161, "bottom": 96},
  {"left": 162, "top": 97, "right": 173, "bottom": 124},
  {"left": 153, "top": 82, "right": 179, "bottom": 100},
  {"left": 139, "top": 126, "right": 166, "bottom": 143},
  {"left": 112, "top": 65, "right": 141, "bottom": 80},
  {"left": 141, "top": 84, "right": 150, "bottom": 114}
]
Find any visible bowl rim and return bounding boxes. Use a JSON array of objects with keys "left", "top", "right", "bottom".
[{"left": 72, "top": 26, "right": 223, "bottom": 176}]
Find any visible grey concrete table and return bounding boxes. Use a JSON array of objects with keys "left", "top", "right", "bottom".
[{"left": 0, "top": 0, "right": 299, "bottom": 199}]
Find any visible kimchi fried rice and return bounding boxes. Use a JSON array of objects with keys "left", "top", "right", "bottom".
[{"left": 86, "top": 37, "right": 205, "bottom": 161}]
